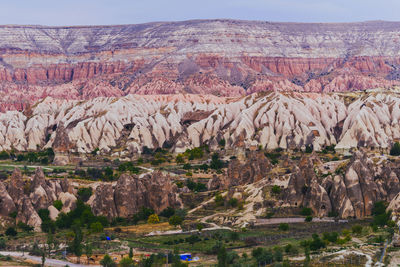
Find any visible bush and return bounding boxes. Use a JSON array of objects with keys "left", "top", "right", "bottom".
[
  {"left": 119, "top": 257, "right": 134, "bottom": 267},
  {"left": 90, "top": 222, "right": 104, "bottom": 233},
  {"left": 279, "top": 223, "right": 289, "bottom": 231},
  {"left": 100, "top": 254, "right": 116, "bottom": 267},
  {"left": 322, "top": 232, "right": 339, "bottom": 243},
  {"left": 352, "top": 225, "right": 363, "bottom": 234},
  {"left": 147, "top": 214, "right": 160, "bottom": 224},
  {"left": 17, "top": 222, "right": 33, "bottom": 232},
  {"left": 159, "top": 207, "right": 175, "bottom": 218},
  {"left": 168, "top": 215, "right": 183, "bottom": 227},
  {"left": 271, "top": 185, "right": 282, "bottom": 194},
  {"left": 53, "top": 200, "right": 63, "bottom": 211},
  {"left": 210, "top": 153, "right": 224, "bottom": 170},
  {"left": 300, "top": 207, "right": 313, "bottom": 216},
  {"left": 305, "top": 145, "right": 313, "bottom": 153},
  {"left": 228, "top": 198, "right": 238, "bottom": 207},
  {"left": 0, "top": 151, "right": 10, "bottom": 160},
  {"left": 5, "top": 227, "right": 17, "bottom": 236},
  {"left": 305, "top": 216, "right": 313, "bottom": 222},
  {"left": 176, "top": 154, "right": 185, "bottom": 164},
  {"left": 215, "top": 193, "right": 225, "bottom": 206},
  {"left": 390, "top": 142, "right": 400, "bottom": 156}
]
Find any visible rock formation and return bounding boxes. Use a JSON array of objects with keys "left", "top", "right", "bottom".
[
  {"left": 208, "top": 151, "right": 272, "bottom": 190},
  {"left": 2, "top": 168, "right": 74, "bottom": 231},
  {"left": 1, "top": 21, "right": 400, "bottom": 110},
  {"left": 285, "top": 150, "right": 400, "bottom": 218},
  {"left": 0, "top": 91, "right": 399, "bottom": 155},
  {"left": 91, "top": 171, "right": 182, "bottom": 219}
]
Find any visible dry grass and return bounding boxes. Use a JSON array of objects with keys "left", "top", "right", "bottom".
[{"left": 106, "top": 222, "right": 175, "bottom": 234}]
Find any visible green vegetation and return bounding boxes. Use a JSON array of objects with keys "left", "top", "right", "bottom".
[
  {"left": 186, "top": 179, "right": 207, "bottom": 192},
  {"left": 5, "top": 227, "right": 17, "bottom": 236},
  {"left": 77, "top": 187, "right": 93, "bottom": 202},
  {"left": 169, "top": 215, "right": 183, "bottom": 227},
  {"left": 271, "top": 185, "right": 282, "bottom": 195},
  {"left": 100, "top": 254, "right": 116, "bottom": 267},
  {"left": 117, "top": 162, "right": 140, "bottom": 174},
  {"left": 305, "top": 145, "right": 313, "bottom": 154},
  {"left": 264, "top": 151, "right": 281, "bottom": 165},
  {"left": 16, "top": 148, "right": 55, "bottom": 164},
  {"left": 300, "top": 207, "right": 313, "bottom": 216},
  {"left": 147, "top": 214, "right": 160, "bottom": 224},
  {"left": 390, "top": 142, "right": 400, "bottom": 156},
  {"left": 53, "top": 200, "right": 63, "bottom": 211},
  {"left": 278, "top": 223, "right": 289, "bottom": 231}
]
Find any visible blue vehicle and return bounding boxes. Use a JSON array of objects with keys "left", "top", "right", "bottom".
[{"left": 179, "top": 253, "right": 192, "bottom": 261}]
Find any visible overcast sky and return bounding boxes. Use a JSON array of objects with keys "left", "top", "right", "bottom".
[{"left": 2, "top": 0, "right": 400, "bottom": 26}]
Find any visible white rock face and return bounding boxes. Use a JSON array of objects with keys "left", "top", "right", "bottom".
[{"left": 0, "top": 91, "right": 399, "bottom": 154}]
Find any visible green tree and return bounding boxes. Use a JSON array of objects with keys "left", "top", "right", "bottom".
[
  {"left": 119, "top": 257, "right": 134, "bottom": 267},
  {"left": 128, "top": 247, "right": 133, "bottom": 259},
  {"left": 217, "top": 246, "right": 227, "bottom": 267},
  {"left": 168, "top": 215, "right": 183, "bottom": 227},
  {"left": 147, "top": 214, "right": 160, "bottom": 224},
  {"left": 84, "top": 242, "right": 93, "bottom": 264},
  {"left": 100, "top": 254, "right": 117, "bottom": 267},
  {"left": 5, "top": 226, "right": 17, "bottom": 236},
  {"left": 90, "top": 222, "right": 104, "bottom": 233},
  {"left": 69, "top": 226, "right": 83, "bottom": 263}
]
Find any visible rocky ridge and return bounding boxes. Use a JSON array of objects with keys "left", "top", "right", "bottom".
[
  {"left": 2, "top": 20, "right": 400, "bottom": 110},
  {"left": 0, "top": 91, "right": 398, "bottom": 156}
]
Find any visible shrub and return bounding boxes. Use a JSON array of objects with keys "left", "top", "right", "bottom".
[
  {"left": 218, "top": 139, "right": 226, "bottom": 147},
  {"left": 147, "top": 214, "right": 160, "bottom": 224},
  {"left": 100, "top": 254, "right": 116, "bottom": 267},
  {"left": 5, "top": 227, "right": 17, "bottom": 236},
  {"left": 271, "top": 185, "right": 282, "bottom": 194},
  {"left": 228, "top": 198, "right": 238, "bottom": 207},
  {"left": 53, "top": 200, "right": 63, "bottom": 211},
  {"left": 305, "top": 145, "right": 313, "bottom": 153},
  {"left": 159, "top": 207, "right": 175, "bottom": 218},
  {"left": 322, "top": 232, "right": 339, "bottom": 243},
  {"left": 390, "top": 142, "right": 400, "bottom": 156},
  {"left": 168, "top": 215, "right": 183, "bottom": 227},
  {"left": 279, "top": 223, "right": 289, "bottom": 231},
  {"left": 90, "top": 222, "right": 104, "bottom": 233},
  {"left": 305, "top": 216, "right": 313, "bottom": 222},
  {"left": 210, "top": 153, "right": 224, "bottom": 170},
  {"left": 264, "top": 152, "right": 280, "bottom": 165},
  {"left": 0, "top": 151, "right": 10, "bottom": 160},
  {"left": 328, "top": 210, "right": 339, "bottom": 218},
  {"left": 176, "top": 154, "right": 185, "bottom": 164},
  {"left": 119, "top": 257, "right": 134, "bottom": 267},
  {"left": 352, "top": 225, "right": 363, "bottom": 234},
  {"left": 300, "top": 207, "right": 313, "bottom": 216},
  {"left": 17, "top": 222, "right": 33, "bottom": 232},
  {"left": 215, "top": 193, "right": 225, "bottom": 206}
]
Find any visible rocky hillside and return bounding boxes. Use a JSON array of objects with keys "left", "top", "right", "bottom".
[
  {"left": 2, "top": 20, "right": 400, "bottom": 110},
  {"left": 0, "top": 91, "right": 399, "bottom": 155}
]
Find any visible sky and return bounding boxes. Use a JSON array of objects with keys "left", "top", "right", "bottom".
[{"left": 2, "top": 0, "right": 400, "bottom": 26}]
